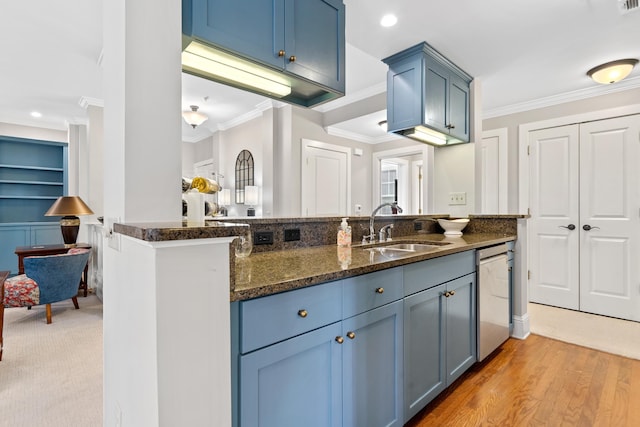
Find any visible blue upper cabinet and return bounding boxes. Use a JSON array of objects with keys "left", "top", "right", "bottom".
[
  {"left": 182, "top": 0, "right": 345, "bottom": 107},
  {"left": 383, "top": 42, "right": 472, "bottom": 147}
]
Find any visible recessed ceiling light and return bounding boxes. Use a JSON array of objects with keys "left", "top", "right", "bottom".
[
  {"left": 30, "top": 111, "right": 42, "bottom": 118},
  {"left": 380, "top": 14, "right": 397, "bottom": 27}
]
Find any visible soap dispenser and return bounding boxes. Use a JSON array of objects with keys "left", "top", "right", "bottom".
[{"left": 337, "top": 217, "right": 352, "bottom": 247}]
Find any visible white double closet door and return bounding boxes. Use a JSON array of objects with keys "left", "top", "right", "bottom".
[{"left": 529, "top": 114, "right": 640, "bottom": 321}]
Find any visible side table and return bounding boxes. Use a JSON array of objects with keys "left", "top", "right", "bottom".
[{"left": 14, "top": 244, "right": 92, "bottom": 297}]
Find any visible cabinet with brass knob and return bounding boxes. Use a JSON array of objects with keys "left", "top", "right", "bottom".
[
  {"left": 182, "top": 0, "right": 345, "bottom": 107},
  {"left": 403, "top": 253, "right": 476, "bottom": 421}
]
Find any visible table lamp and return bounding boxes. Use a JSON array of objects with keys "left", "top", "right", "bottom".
[
  {"left": 45, "top": 196, "right": 94, "bottom": 247},
  {"left": 244, "top": 186, "right": 259, "bottom": 217}
]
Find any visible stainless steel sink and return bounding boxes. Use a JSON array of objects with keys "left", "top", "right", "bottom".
[
  {"left": 385, "top": 243, "right": 443, "bottom": 251},
  {"left": 363, "top": 241, "right": 449, "bottom": 260}
]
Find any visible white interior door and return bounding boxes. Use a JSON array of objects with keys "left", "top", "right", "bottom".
[
  {"left": 301, "top": 139, "right": 350, "bottom": 216},
  {"left": 528, "top": 125, "right": 580, "bottom": 309},
  {"left": 579, "top": 116, "right": 640, "bottom": 321}
]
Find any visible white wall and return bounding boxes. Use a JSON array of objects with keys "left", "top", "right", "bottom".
[
  {"left": 433, "top": 143, "right": 476, "bottom": 216},
  {"left": 0, "top": 122, "right": 67, "bottom": 142}
]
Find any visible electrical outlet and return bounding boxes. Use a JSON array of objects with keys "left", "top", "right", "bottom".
[
  {"left": 254, "top": 231, "right": 274, "bottom": 245},
  {"left": 448, "top": 192, "right": 467, "bottom": 205},
  {"left": 284, "top": 228, "right": 301, "bottom": 242},
  {"left": 354, "top": 204, "right": 362, "bottom": 215},
  {"left": 414, "top": 221, "right": 423, "bottom": 231}
]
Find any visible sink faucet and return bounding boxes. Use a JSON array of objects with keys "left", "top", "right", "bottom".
[
  {"left": 363, "top": 202, "right": 403, "bottom": 244},
  {"left": 379, "top": 224, "right": 394, "bottom": 242}
]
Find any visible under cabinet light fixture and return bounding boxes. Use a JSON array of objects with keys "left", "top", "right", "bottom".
[
  {"left": 182, "top": 105, "right": 208, "bottom": 128},
  {"left": 405, "top": 126, "right": 447, "bottom": 146},
  {"left": 587, "top": 59, "right": 638, "bottom": 84},
  {"left": 182, "top": 41, "right": 292, "bottom": 98}
]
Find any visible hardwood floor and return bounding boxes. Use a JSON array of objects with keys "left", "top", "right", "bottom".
[{"left": 405, "top": 334, "right": 640, "bottom": 426}]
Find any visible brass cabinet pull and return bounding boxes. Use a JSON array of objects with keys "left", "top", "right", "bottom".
[
  {"left": 289, "top": 55, "right": 296, "bottom": 62},
  {"left": 375, "top": 287, "right": 384, "bottom": 294},
  {"left": 346, "top": 331, "right": 356, "bottom": 340},
  {"left": 335, "top": 336, "right": 344, "bottom": 344},
  {"left": 298, "top": 309, "right": 308, "bottom": 318},
  {"left": 278, "top": 50, "right": 285, "bottom": 57}
]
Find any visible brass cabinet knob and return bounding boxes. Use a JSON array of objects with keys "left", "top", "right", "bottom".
[
  {"left": 278, "top": 50, "right": 285, "bottom": 57},
  {"left": 450, "top": 290, "right": 456, "bottom": 296},
  {"left": 346, "top": 331, "right": 356, "bottom": 340},
  {"left": 298, "top": 309, "right": 308, "bottom": 318},
  {"left": 335, "top": 336, "right": 344, "bottom": 344},
  {"left": 375, "top": 287, "right": 384, "bottom": 294},
  {"left": 443, "top": 291, "right": 449, "bottom": 297},
  {"left": 289, "top": 55, "right": 296, "bottom": 62}
]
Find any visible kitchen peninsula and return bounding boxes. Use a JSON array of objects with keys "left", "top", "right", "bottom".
[{"left": 114, "top": 214, "right": 527, "bottom": 427}]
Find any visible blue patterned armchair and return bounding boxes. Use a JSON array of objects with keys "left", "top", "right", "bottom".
[{"left": 1, "top": 248, "right": 90, "bottom": 360}]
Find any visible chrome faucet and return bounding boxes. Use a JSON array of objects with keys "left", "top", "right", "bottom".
[
  {"left": 363, "top": 202, "right": 403, "bottom": 244},
  {"left": 379, "top": 224, "right": 394, "bottom": 242}
]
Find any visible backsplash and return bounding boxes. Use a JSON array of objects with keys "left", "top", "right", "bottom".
[{"left": 213, "top": 214, "right": 524, "bottom": 253}]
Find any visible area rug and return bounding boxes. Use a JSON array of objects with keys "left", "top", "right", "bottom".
[{"left": 0, "top": 295, "right": 103, "bottom": 426}]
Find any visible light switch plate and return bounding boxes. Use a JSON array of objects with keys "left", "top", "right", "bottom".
[
  {"left": 448, "top": 192, "right": 467, "bottom": 205},
  {"left": 105, "top": 217, "right": 121, "bottom": 251}
]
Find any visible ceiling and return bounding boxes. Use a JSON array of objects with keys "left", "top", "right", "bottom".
[{"left": 2, "top": 0, "right": 639, "bottom": 143}]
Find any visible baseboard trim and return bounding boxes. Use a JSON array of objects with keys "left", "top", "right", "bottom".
[{"left": 511, "top": 313, "right": 530, "bottom": 340}]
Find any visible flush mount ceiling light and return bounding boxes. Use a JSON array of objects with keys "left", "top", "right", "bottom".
[
  {"left": 380, "top": 14, "right": 398, "bottom": 27},
  {"left": 587, "top": 59, "right": 638, "bottom": 84},
  {"left": 182, "top": 105, "right": 208, "bottom": 128}
]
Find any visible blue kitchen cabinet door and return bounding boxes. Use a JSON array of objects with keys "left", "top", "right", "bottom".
[
  {"left": 444, "top": 273, "right": 477, "bottom": 385},
  {"left": 424, "top": 56, "right": 449, "bottom": 135},
  {"left": 284, "top": 0, "right": 345, "bottom": 92},
  {"left": 447, "top": 72, "right": 471, "bottom": 142},
  {"left": 403, "top": 283, "right": 446, "bottom": 421},
  {"left": 184, "top": 0, "right": 285, "bottom": 70},
  {"left": 386, "top": 54, "right": 424, "bottom": 133},
  {"left": 342, "top": 300, "right": 404, "bottom": 427},
  {"left": 239, "top": 322, "right": 343, "bottom": 427}
]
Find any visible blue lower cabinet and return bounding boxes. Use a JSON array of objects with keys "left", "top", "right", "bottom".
[
  {"left": 342, "top": 300, "right": 403, "bottom": 427},
  {"left": 444, "top": 274, "right": 476, "bottom": 385},
  {"left": 403, "top": 273, "right": 477, "bottom": 421},
  {"left": 403, "top": 283, "right": 446, "bottom": 421},
  {"left": 239, "top": 322, "right": 343, "bottom": 427}
]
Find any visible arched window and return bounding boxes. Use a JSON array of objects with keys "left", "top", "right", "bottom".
[{"left": 235, "top": 150, "right": 254, "bottom": 204}]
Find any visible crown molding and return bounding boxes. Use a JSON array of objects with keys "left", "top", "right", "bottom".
[
  {"left": 483, "top": 76, "right": 640, "bottom": 119},
  {"left": 325, "top": 125, "right": 401, "bottom": 145},
  {"left": 314, "top": 81, "right": 386, "bottom": 113},
  {"left": 78, "top": 96, "right": 104, "bottom": 109},
  {"left": 217, "top": 99, "right": 284, "bottom": 131}
]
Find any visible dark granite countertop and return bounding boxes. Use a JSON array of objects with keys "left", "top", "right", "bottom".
[
  {"left": 113, "top": 220, "right": 249, "bottom": 241},
  {"left": 231, "top": 232, "right": 515, "bottom": 301}
]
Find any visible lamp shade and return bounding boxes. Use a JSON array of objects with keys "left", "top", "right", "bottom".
[
  {"left": 182, "top": 105, "right": 208, "bottom": 128},
  {"left": 244, "top": 186, "right": 259, "bottom": 206},
  {"left": 45, "top": 196, "right": 94, "bottom": 217},
  {"left": 45, "top": 196, "right": 94, "bottom": 247},
  {"left": 587, "top": 59, "right": 638, "bottom": 84}
]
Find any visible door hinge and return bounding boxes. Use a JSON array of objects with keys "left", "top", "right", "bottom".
[
  {"left": 527, "top": 145, "right": 530, "bottom": 155},
  {"left": 527, "top": 207, "right": 531, "bottom": 216},
  {"left": 528, "top": 270, "right": 531, "bottom": 280}
]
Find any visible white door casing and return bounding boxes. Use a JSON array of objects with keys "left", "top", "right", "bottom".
[
  {"left": 578, "top": 116, "right": 640, "bottom": 321},
  {"left": 480, "top": 128, "right": 508, "bottom": 213},
  {"left": 301, "top": 139, "right": 351, "bottom": 217},
  {"left": 528, "top": 125, "right": 580, "bottom": 310}
]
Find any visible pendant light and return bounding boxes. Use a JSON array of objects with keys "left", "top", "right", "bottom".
[
  {"left": 587, "top": 59, "right": 638, "bottom": 84},
  {"left": 182, "top": 105, "right": 208, "bottom": 128}
]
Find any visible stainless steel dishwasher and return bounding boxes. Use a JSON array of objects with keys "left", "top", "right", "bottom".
[{"left": 476, "top": 243, "right": 510, "bottom": 361}]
